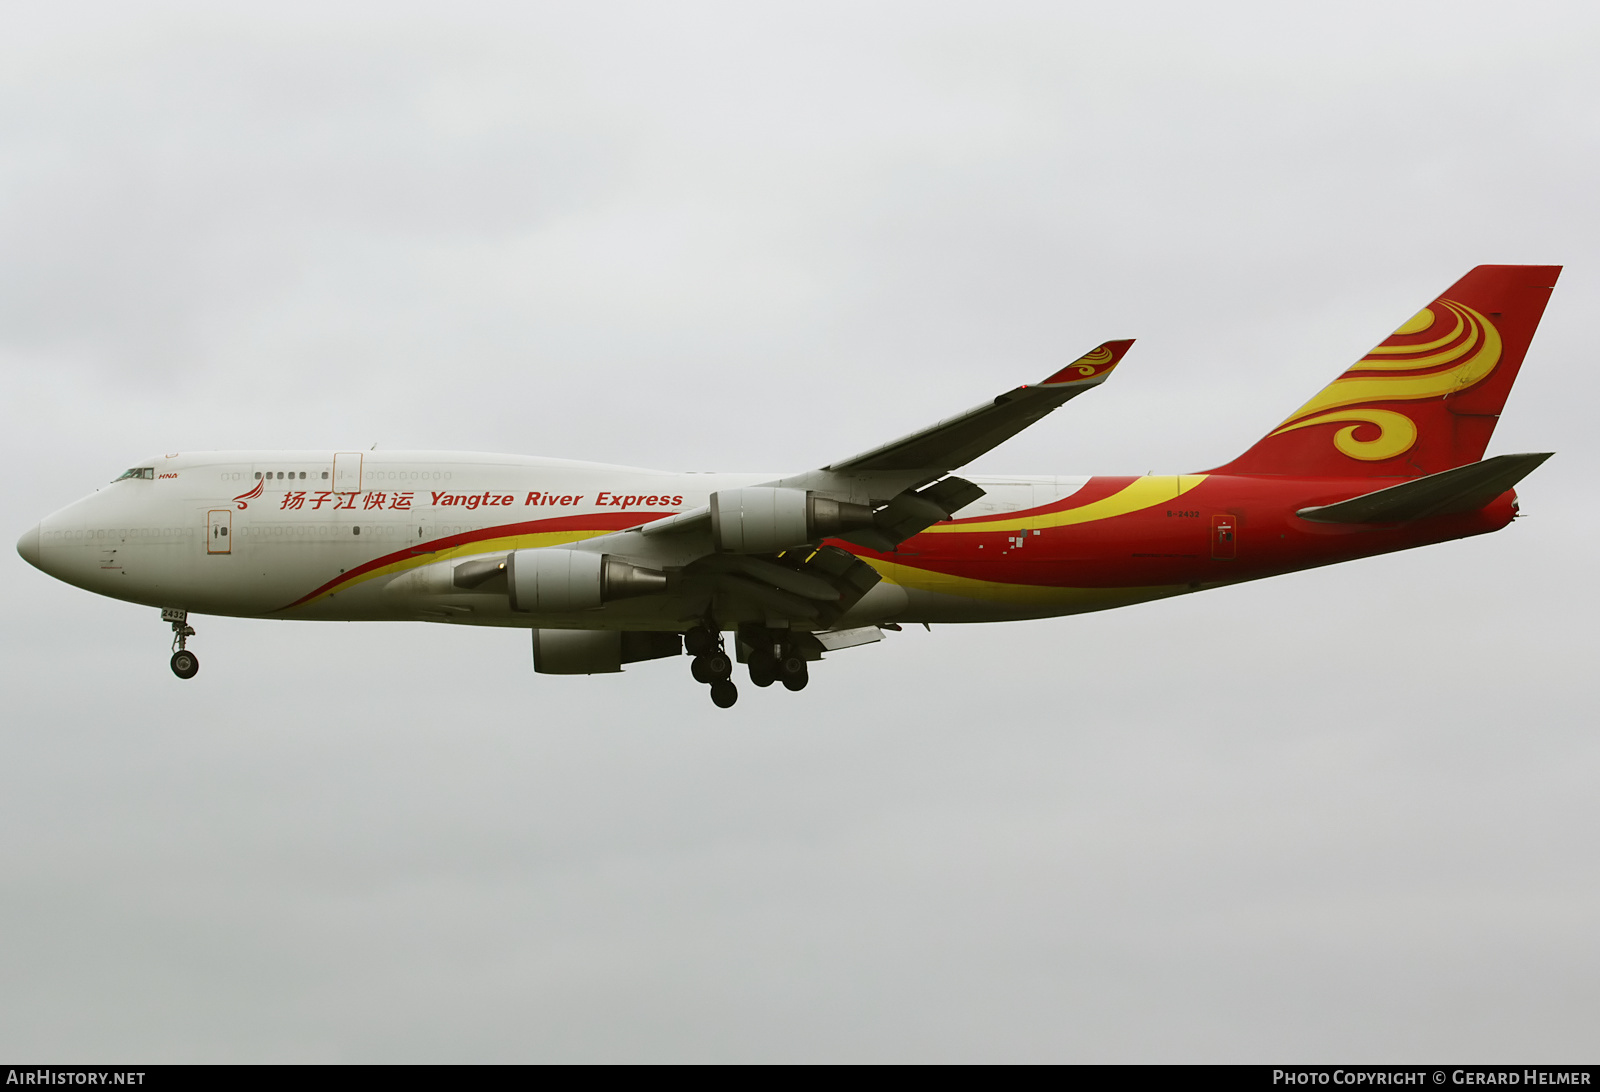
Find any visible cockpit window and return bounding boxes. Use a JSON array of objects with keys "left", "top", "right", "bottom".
[{"left": 113, "top": 468, "right": 155, "bottom": 482}]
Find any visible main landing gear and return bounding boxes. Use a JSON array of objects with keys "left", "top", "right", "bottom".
[
  {"left": 746, "top": 642, "right": 808, "bottom": 692},
  {"left": 683, "top": 625, "right": 818, "bottom": 708},
  {"left": 163, "top": 608, "right": 199, "bottom": 680},
  {"left": 685, "top": 624, "right": 738, "bottom": 708}
]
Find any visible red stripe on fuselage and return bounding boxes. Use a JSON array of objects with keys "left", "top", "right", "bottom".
[{"left": 277, "top": 511, "right": 658, "bottom": 611}]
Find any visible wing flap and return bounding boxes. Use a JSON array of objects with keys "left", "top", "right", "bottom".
[
  {"left": 689, "top": 553, "right": 842, "bottom": 601},
  {"left": 814, "top": 626, "right": 885, "bottom": 651},
  {"left": 836, "top": 475, "right": 986, "bottom": 552}
]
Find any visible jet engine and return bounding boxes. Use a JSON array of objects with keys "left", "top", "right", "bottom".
[
  {"left": 507, "top": 549, "right": 667, "bottom": 612},
  {"left": 709, "top": 487, "right": 874, "bottom": 554},
  {"left": 531, "top": 628, "right": 682, "bottom": 674}
]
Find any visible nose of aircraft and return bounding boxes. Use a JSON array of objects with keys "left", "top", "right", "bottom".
[{"left": 16, "top": 524, "right": 42, "bottom": 570}]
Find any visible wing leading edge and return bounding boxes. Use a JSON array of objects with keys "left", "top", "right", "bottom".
[
  {"left": 823, "top": 339, "right": 1135, "bottom": 477},
  {"left": 636, "top": 339, "right": 1134, "bottom": 543}
]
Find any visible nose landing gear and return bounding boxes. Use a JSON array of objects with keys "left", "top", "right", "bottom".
[{"left": 163, "top": 608, "right": 199, "bottom": 680}]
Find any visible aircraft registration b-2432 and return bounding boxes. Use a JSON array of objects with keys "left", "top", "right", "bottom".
[{"left": 17, "top": 265, "right": 1559, "bottom": 708}]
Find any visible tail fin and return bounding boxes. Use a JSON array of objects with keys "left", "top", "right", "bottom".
[{"left": 1209, "top": 265, "right": 1560, "bottom": 477}]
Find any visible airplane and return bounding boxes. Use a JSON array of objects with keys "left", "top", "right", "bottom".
[{"left": 16, "top": 264, "right": 1559, "bottom": 708}]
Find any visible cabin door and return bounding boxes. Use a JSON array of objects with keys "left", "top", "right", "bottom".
[
  {"left": 333, "top": 452, "right": 364, "bottom": 494},
  {"left": 207, "top": 509, "right": 233, "bottom": 555}
]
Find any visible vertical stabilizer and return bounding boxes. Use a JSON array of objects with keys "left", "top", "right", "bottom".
[{"left": 1208, "top": 265, "right": 1560, "bottom": 477}]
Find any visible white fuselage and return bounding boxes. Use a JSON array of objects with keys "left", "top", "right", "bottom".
[{"left": 24, "top": 450, "right": 1094, "bottom": 628}]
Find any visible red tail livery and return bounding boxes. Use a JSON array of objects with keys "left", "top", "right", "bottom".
[{"left": 1213, "top": 265, "right": 1559, "bottom": 477}]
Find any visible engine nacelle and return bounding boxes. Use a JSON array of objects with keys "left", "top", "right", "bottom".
[
  {"left": 709, "top": 487, "right": 874, "bottom": 553},
  {"left": 507, "top": 549, "right": 667, "bottom": 612},
  {"left": 531, "top": 629, "right": 682, "bottom": 674}
]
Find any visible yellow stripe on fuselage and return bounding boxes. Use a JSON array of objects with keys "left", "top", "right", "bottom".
[
  {"left": 298, "top": 528, "right": 601, "bottom": 607},
  {"left": 867, "top": 556, "right": 1187, "bottom": 609},
  {"left": 922, "top": 474, "right": 1207, "bottom": 535}
]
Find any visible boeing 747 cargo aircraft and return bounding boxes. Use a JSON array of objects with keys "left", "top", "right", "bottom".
[{"left": 17, "top": 265, "right": 1558, "bottom": 707}]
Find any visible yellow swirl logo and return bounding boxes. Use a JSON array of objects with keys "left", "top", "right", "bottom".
[
  {"left": 1269, "top": 299, "right": 1502, "bottom": 461},
  {"left": 1073, "top": 345, "right": 1115, "bottom": 376}
]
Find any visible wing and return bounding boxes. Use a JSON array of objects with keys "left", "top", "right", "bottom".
[
  {"left": 638, "top": 339, "right": 1135, "bottom": 543},
  {"left": 515, "top": 340, "right": 1135, "bottom": 634},
  {"left": 823, "top": 339, "right": 1135, "bottom": 475}
]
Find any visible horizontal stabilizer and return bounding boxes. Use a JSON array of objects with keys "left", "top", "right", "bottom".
[{"left": 1296, "top": 452, "right": 1553, "bottom": 524}]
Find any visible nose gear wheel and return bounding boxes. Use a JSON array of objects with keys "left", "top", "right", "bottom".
[{"left": 162, "top": 609, "right": 199, "bottom": 680}]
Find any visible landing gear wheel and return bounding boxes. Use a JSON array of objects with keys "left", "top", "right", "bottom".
[
  {"left": 709, "top": 680, "right": 739, "bottom": 708},
  {"left": 163, "top": 609, "right": 199, "bottom": 678},
  {"left": 691, "top": 652, "right": 733, "bottom": 683},
  {"left": 684, "top": 626, "right": 718, "bottom": 657},
  {"left": 780, "top": 660, "right": 808, "bottom": 692},
  {"left": 748, "top": 652, "right": 776, "bottom": 688}
]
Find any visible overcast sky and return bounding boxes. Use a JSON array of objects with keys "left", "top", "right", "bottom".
[{"left": 3, "top": 0, "right": 1597, "bottom": 1063}]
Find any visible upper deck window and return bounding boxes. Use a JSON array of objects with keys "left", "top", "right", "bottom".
[{"left": 113, "top": 468, "right": 155, "bottom": 482}]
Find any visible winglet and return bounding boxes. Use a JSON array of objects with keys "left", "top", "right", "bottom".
[{"left": 1035, "top": 339, "right": 1135, "bottom": 388}]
